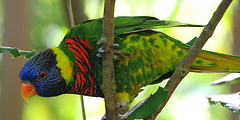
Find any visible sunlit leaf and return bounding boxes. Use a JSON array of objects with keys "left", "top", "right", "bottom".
[
  {"left": 125, "top": 87, "right": 168, "bottom": 120},
  {"left": 207, "top": 92, "right": 240, "bottom": 116},
  {"left": 0, "top": 46, "right": 35, "bottom": 58},
  {"left": 211, "top": 73, "right": 240, "bottom": 85}
]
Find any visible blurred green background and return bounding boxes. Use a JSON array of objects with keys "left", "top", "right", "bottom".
[{"left": 0, "top": 0, "right": 239, "bottom": 120}]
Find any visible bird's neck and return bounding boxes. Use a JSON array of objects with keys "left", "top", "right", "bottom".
[
  {"left": 51, "top": 47, "right": 74, "bottom": 86},
  {"left": 63, "top": 36, "right": 103, "bottom": 97}
]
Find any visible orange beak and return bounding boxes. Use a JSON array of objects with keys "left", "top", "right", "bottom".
[{"left": 21, "top": 82, "right": 37, "bottom": 102}]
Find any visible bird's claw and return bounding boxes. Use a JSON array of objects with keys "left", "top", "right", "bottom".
[
  {"left": 96, "top": 43, "right": 122, "bottom": 61},
  {"left": 113, "top": 55, "right": 119, "bottom": 62},
  {"left": 101, "top": 96, "right": 151, "bottom": 120},
  {"left": 101, "top": 101, "right": 128, "bottom": 120},
  {"left": 98, "top": 48, "right": 110, "bottom": 54},
  {"left": 117, "top": 101, "right": 128, "bottom": 110},
  {"left": 110, "top": 43, "right": 120, "bottom": 49},
  {"left": 96, "top": 53, "right": 103, "bottom": 58}
]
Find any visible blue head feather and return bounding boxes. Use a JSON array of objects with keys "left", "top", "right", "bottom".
[{"left": 19, "top": 49, "right": 67, "bottom": 97}]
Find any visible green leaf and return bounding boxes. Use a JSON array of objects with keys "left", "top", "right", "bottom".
[
  {"left": 0, "top": 46, "right": 35, "bottom": 58},
  {"left": 125, "top": 87, "right": 168, "bottom": 120},
  {"left": 186, "top": 37, "right": 198, "bottom": 46},
  {"left": 211, "top": 73, "right": 240, "bottom": 85},
  {"left": 207, "top": 92, "right": 240, "bottom": 116}
]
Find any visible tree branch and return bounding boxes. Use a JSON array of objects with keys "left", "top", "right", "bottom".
[
  {"left": 99, "top": 0, "right": 119, "bottom": 119},
  {"left": 146, "top": 0, "right": 233, "bottom": 119}
]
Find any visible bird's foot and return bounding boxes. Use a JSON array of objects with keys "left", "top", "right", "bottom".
[
  {"left": 98, "top": 47, "right": 110, "bottom": 54},
  {"left": 96, "top": 43, "right": 122, "bottom": 62},
  {"left": 96, "top": 47, "right": 110, "bottom": 58},
  {"left": 117, "top": 101, "right": 128, "bottom": 111},
  {"left": 111, "top": 43, "right": 120, "bottom": 49},
  {"left": 113, "top": 55, "right": 119, "bottom": 62},
  {"left": 101, "top": 96, "right": 151, "bottom": 120},
  {"left": 101, "top": 101, "right": 128, "bottom": 120}
]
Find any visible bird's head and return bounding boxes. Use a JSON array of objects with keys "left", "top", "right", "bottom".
[{"left": 19, "top": 48, "right": 70, "bottom": 102}]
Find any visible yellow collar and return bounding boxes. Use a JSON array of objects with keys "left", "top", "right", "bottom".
[{"left": 51, "top": 47, "right": 74, "bottom": 85}]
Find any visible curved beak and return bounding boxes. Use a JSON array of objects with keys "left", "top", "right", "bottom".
[{"left": 21, "top": 82, "right": 37, "bottom": 102}]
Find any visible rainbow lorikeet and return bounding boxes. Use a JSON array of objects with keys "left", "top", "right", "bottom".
[{"left": 19, "top": 16, "right": 240, "bottom": 106}]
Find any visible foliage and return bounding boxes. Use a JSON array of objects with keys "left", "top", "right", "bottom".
[
  {"left": 211, "top": 73, "right": 240, "bottom": 85},
  {"left": 0, "top": 46, "right": 35, "bottom": 58},
  {"left": 208, "top": 92, "right": 240, "bottom": 117},
  {"left": 125, "top": 87, "right": 168, "bottom": 120},
  {"left": 208, "top": 73, "right": 240, "bottom": 117}
]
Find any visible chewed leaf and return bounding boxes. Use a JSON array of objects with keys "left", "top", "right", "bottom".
[
  {"left": 207, "top": 92, "right": 240, "bottom": 116},
  {"left": 0, "top": 46, "right": 35, "bottom": 58},
  {"left": 211, "top": 73, "right": 240, "bottom": 85},
  {"left": 125, "top": 87, "right": 168, "bottom": 120}
]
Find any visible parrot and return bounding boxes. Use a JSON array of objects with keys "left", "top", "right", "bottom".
[{"left": 19, "top": 16, "right": 240, "bottom": 108}]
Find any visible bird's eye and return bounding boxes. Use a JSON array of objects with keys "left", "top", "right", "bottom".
[{"left": 39, "top": 71, "right": 46, "bottom": 78}]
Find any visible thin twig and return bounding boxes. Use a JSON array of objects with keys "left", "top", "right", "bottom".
[
  {"left": 146, "top": 0, "right": 233, "bottom": 119},
  {"left": 80, "top": 95, "right": 86, "bottom": 120},
  {"left": 66, "top": 0, "right": 75, "bottom": 28},
  {"left": 65, "top": 0, "right": 86, "bottom": 120},
  {"left": 99, "top": 0, "right": 119, "bottom": 119}
]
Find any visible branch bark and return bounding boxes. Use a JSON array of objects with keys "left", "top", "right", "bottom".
[
  {"left": 100, "top": 0, "right": 119, "bottom": 119},
  {"left": 145, "top": 0, "right": 233, "bottom": 119}
]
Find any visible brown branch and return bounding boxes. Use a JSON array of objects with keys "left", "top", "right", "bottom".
[
  {"left": 145, "top": 0, "right": 233, "bottom": 119},
  {"left": 99, "top": 0, "right": 119, "bottom": 119}
]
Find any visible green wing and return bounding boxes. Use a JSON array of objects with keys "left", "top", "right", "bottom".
[{"left": 114, "top": 30, "right": 240, "bottom": 103}]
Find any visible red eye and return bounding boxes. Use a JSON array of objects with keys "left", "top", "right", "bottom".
[{"left": 39, "top": 71, "right": 46, "bottom": 78}]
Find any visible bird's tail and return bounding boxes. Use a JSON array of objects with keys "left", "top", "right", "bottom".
[{"left": 180, "top": 46, "right": 240, "bottom": 73}]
